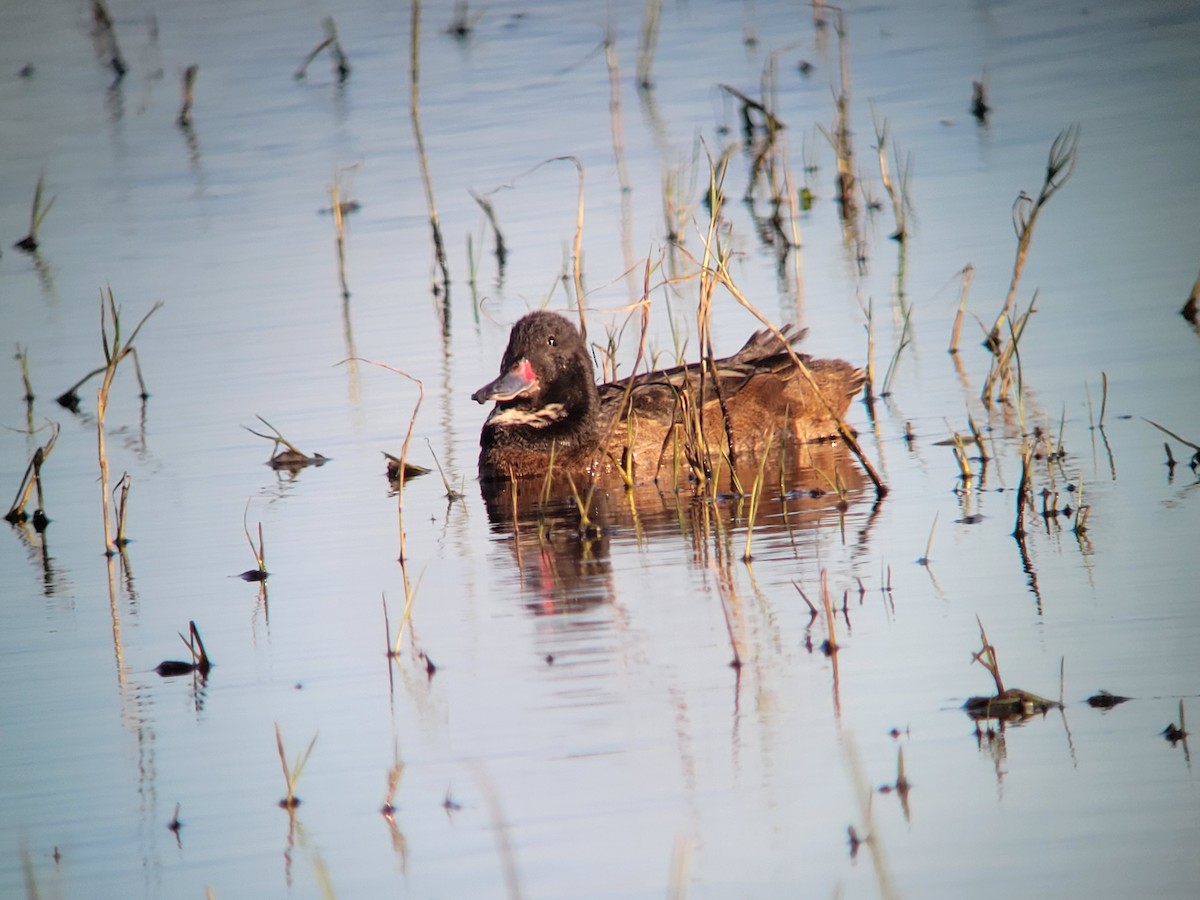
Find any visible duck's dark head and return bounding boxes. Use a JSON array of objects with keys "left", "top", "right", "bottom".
[{"left": 472, "top": 312, "right": 598, "bottom": 452}]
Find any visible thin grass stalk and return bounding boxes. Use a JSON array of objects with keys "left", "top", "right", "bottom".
[
  {"left": 880, "top": 302, "right": 913, "bottom": 396},
  {"left": 742, "top": 434, "right": 774, "bottom": 561},
  {"left": 948, "top": 263, "right": 974, "bottom": 353},
  {"left": 409, "top": 0, "right": 450, "bottom": 297}
]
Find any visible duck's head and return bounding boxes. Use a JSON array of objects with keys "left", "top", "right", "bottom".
[{"left": 472, "top": 312, "right": 598, "bottom": 438}]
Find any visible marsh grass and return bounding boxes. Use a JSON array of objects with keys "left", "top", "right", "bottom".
[
  {"left": 469, "top": 189, "right": 508, "bottom": 272},
  {"left": 275, "top": 724, "right": 319, "bottom": 809},
  {"left": 14, "top": 172, "right": 55, "bottom": 253},
  {"left": 328, "top": 167, "right": 357, "bottom": 300},
  {"left": 916, "top": 512, "right": 937, "bottom": 567}
]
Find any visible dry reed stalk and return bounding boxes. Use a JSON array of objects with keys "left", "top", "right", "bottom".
[
  {"left": 409, "top": 1, "right": 450, "bottom": 298},
  {"left": 871, "top": 109, "right": 910, "bottom": 243},
  {"left": 832, "top": 9, "right": 856, "bottom": 227},
  {"left": 948, "top": 263, "right": 974, "bottom": 353},
  {"left": 917, "top": 512, "right": 937, "bottom": 566},
  {"left": 329, "top": 177, "right": 350, "bottom": 299},
  {"left": 988, "top": 126, "right": 1079, "bottom": 351},
  {"left": 5, "top": 422, "right": 58, "bottom": 527},
  {"left": 14, "top": 172, "right": 56, "bottom": 253},
  {"left": 240, "top": 504, "right": 268, "bottom": 580},
  {"left": 275, "top": 724, "right": 319, "bottom": 808},
  {"left": 820, "top": 568, "right": 837, "bottom": 653},
  {"left": 981, "top": 293, "right": 1035, "bottom": 407},
  {"left": 176, "top": 64, "right": 198, "bottom": 127},
  {"left": 95, "top": 293, "right": 161, "bottom": 555}
]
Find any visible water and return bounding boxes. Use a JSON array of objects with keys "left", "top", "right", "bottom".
[{"left": 2, "top": 1, "right": 1199, "bottom": 897}]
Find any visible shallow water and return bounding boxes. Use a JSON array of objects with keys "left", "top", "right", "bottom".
[{"left": 2, "top": 1, "right": 1199, "bottom": 897}]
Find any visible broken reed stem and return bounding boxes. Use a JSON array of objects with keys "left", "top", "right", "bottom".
[
  {"left": 973, "top": 616, "right": 1005, "bottom": 695},
  {"left": 989, "top": 125, "right": 1080, "bottom": 349},
  {"left": 1013, "top": 442, "right": 1032, "bottom": 538},
  {"left": 409, "top": 0, "right": 450, "bottom": 297},
  {"left": 176, "top": 64, "right": 198, "bottom": 127},
  {"left": 948, "top": 263, "right": 974, "bottom": 353},
  {"left": 112, "top": 472, "right": 131, "bottom": 547}
]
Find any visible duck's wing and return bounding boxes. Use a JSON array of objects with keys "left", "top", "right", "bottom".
[{"left": 597, "top": 324, "right": 813, "bottom": 425}]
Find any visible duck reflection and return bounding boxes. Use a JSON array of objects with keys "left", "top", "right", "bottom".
[{"left": 479, "top": 441, "right": 872, "bottom": 614}]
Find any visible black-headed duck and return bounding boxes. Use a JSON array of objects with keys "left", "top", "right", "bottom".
[{"left": 472, "top": 311, "right": 863, "bottom": 481}]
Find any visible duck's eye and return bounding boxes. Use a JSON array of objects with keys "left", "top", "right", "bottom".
[{"left": 547, "top": 336, "right": 557, "bottom": 347}]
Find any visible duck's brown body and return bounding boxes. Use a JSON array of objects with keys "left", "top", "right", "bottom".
[{"left": 473, "top": 312, "right": 863, "bottom": 482}]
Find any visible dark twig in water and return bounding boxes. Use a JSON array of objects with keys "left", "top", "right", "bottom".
[{"left": 176, "top": 64, "right": 198, "bottom": 127}]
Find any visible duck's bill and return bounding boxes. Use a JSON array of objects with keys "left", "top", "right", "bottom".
[{"left": 471, "top": 360, "right": 539, "bottom": 403}]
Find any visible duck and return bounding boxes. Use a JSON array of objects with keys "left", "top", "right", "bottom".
[{"left": 472, "top": 311, "right": 864, "bottom": 482}]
